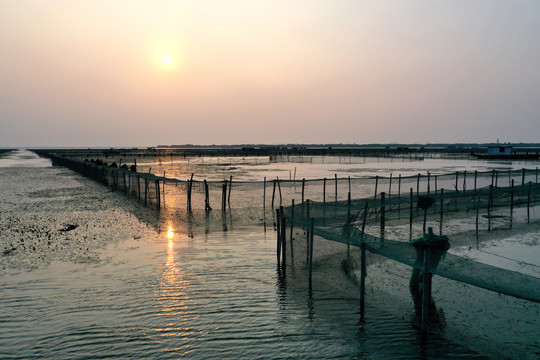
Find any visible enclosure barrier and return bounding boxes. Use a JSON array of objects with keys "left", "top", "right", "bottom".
[
  {"left": 276, "top": 180, "right": 540, "bottom": 333},
  {"left": 34, "top": 151, "right": 539, "bottom": 217}
]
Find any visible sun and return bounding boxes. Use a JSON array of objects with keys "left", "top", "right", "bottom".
[{"left": 162, "top": 55, "right": 171, "bottom": 64}]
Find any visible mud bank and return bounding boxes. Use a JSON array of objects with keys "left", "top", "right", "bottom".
[{"left": 0, "top": 166, "right": 158, "bottom": 275}]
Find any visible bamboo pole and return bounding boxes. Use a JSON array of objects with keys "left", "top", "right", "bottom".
[
  {"left": 488, "top": 185, "right": 493, "bottom": 231},
  {"left": 527, "top": 182, "right": 531, "bottom": 223},
  {"left": 222, "top": 180, "right": 227, "bottom": 210},
  {"left": 380, "top": 192, "right": 386, "bottom": 235},
  {"left": 301, "top": 178, "right": 306, "bottom": 205},
  {"left": 510, "top": 179, "right": 514, "bottom": 228},
  {"left": 204, "top": 179, "right": 212, "bottom": 212},
  {"left": 289, "top": 200, "right": 295, "bottom": 242},
  {"left": 334, "top": 174, "right": 338, "bottom": 202},
  {"left": 277, "top": 177, "right": 282, "bottom": 205},
  {"left": 271, "top": 179, "right": 276, "bottom": 210},
  {"left": 374, "top": 175, "right": 379, "bottom": 199},
  {"left": 144, "top": 178, "right": 148, "bottom": 206},
  {"left": 323, "top": 178, "right": 326, "bottom": 204},
  {"left": 439, "top": 188, "right": 444, "bottom": 235},
  {"left": 276, "top": 208, "right": 281, "bottom": 263},
  {"left": 263, "top": 177, "right": 266, "bottom": 218},
  {"left": 228, "top": 175, "right": 232, "bottom": 205},
  {"left": 475, "top": 190, "right": 481, "bottom": 233},
  {"left": 156, "top": 180, "right": 161, "bottom": 209},
  {"left": 309, "top": 217, "right": 314, "bottom": 282},
  {"left": 409, "top": 188, "right": 414, "bottom": 234},
  {"left": 281, "top": 208, "right": 286, "bottom": 266}
]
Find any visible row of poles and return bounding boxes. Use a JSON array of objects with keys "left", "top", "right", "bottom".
[
  {"left": 276, "top": 179, "right": 540, "bottom": 333},
  {"left": 276, "top": 204, "right": 435, "bottom": 334}
]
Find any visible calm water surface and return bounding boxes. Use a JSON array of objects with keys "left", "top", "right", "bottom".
[{"left": 0, "top": 226, "right": 487, "bottom": 359}]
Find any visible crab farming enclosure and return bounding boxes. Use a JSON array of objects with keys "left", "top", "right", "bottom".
[{"left": 24, "top": 148, "right": 540, "bottom": 358}]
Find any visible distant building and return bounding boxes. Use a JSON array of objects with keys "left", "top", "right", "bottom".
[{"left": 487, "top": 145, "right": 512, "bottom": 156}]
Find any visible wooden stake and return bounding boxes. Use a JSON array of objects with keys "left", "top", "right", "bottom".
[{"left": 409, "top": 188, "right": 414, "bottom": 234}]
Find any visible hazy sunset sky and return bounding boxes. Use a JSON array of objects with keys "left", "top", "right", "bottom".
[{"left": 1, "top": 1, "right": 539, "bottom": 147}]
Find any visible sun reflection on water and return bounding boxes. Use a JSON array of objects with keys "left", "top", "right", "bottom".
[{"left": 155, "top": 225, "right": 200, "bottom": 347}]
